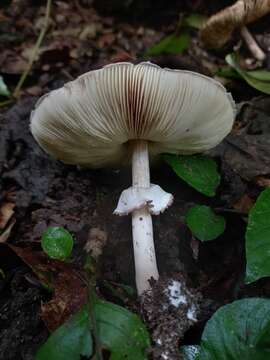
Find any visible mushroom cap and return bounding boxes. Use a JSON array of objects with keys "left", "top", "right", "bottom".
[
  {"left": 30, "top": 62, "right": 235, "bottom": 167},
  {"left": 200, "top": 0, "right": 270, "bottom": 48}
]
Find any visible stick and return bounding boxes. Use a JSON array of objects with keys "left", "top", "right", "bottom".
[{"left": 13, "top": 0, "right": 52, "bottom": 98}]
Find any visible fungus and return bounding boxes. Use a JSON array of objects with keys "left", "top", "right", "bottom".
[
  {"left": 30, "top": 62, "right": 235, "bottom": 295},
  {"left": 200, "top": 0, "right": 270, "bottom": 56}
]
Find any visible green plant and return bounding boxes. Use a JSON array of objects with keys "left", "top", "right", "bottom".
[
  {"left": 225, "top": 53, "right": 270, "bottom": 94},
  {"left": 185, "top": 205, "right": 226, "bottom": 241},
  {"left": 41, "top": 226, "right": 74, "bottom": 261},
  {"left": 146, "top": 13, "right": 206, "bottom": 56},
  {"left": 35, "top": 297, "right": 150, "bottom": 360},
  {"left": 245, "top": 188, "right": 270, "bottom": 283},
  {"left": 181, "top": 298, "right": 270, "bottom": 359}
]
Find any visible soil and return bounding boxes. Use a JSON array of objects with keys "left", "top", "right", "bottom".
[{"left": 1, "top": 1, "right": 270, "bottom": 359}]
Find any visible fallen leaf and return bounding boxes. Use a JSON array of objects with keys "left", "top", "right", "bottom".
[
  {"left": 255, "top": 176, "right": 270, "bottom": 188},
  {"left": 97, "top": 33, "right": 115, "bottom": 48},
  {"left": 0, "top": 218, "right": 16, "bottom": 243},
  {"left": 9, "top": 245, "right": 87, "bottom": 331},
  {"left": 233, "top": 194, "right": 254, "bottom": 214},
  {"left": 41, "top": 269, "right": 87, "bottom": 332},
  {"left": 0, "top": 202, "right": 15, "bottom": 229}
]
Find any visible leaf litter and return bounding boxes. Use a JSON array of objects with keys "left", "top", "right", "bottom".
[{"left": 1, "top": 1, "right": 270, "bottom": 359}]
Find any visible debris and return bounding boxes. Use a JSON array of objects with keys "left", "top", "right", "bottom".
[
  {"left": 84, "top": 227, "right": 108, "bottom": 260},
  {"left": 0, "top": 202, "right": 15, "bottom": 229},
  {"left": 141, "top": 275, "right": 200, "bottom": 360},
  {"left": 9, "top": 245, "right": 87, "bottom": 331}
]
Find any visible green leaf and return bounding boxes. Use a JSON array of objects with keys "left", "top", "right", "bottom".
[
  {"left": 248, "top": 70, "right": 270, "bottom": 81},
  {"left": 245, "top": 188, "right": 270, "bottom": 283},
  {"left": 36, "top": 298, "right": 150, "bottom": 360},
  {"left": 41, "top": 227, "right": 73, "bottom": 261},
  {"left": 199, "top": 298, "right": 270, "bottom": 360},
  {"left": 216, "top": 67, "right": 241, "bottom": 80},
  {"left": 94, "top": 298, "right": 150, "bottom": 359},
  {"left": 184, "top": 14, "right": 207, "bottom": 29},
  {"left": 185, "top": 205, "right": 226, "bottom": 241},
  {"left": 164, "top": 154, "right": 220, "bottom": 197},
  {"left": 147, "top": 32, "right": 190, "bottom": 56},
  {"left": 181, "top": 345, "right": 200, "bottom": 359},
  {"left": 226, "top": 53, "right": 270, "bottom": 94},
  {"left": 0, "top": 76, "right": 10, "bottom": 97},
  {"left": 35, "top": 307, "right": 92, "bottom": 360}
]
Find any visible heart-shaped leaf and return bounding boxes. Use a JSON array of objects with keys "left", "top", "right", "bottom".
[
  {"left": 35, "top": 307, "right": 92, "bottom": 360},
  {"left": 164, "top": 154, "right": 220, "bottom": 197},
  {"left": 41, "top": 227, "right": 73, "bottom": 261},
  {"left": 147, "top": 32, "right": 190, "bottom": 56},
  {"left": 245, "top": 188, "right": 270, "bottom": 283},
  {"left": 36, "top": 298, "right": 150, "bottom": 360},
  {"left": 199, "top": 298, "right": 270, "bottom": 360},
  {"left": 185, "top": 205, "right": 226, "bottom": 241}
]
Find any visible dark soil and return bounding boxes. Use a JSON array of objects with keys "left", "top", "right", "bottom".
[{"left": 1, "top": 1, "right": 270, "bottom": 359}]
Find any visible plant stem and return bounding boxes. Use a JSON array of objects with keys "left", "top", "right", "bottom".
[
  {"left": 131, "top": 140, "right": 159, "bottom": 295},
  {"left": 13, "top": 0, "right": 52, "bottom": 98}
]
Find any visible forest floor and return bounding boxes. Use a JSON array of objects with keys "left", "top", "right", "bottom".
[{"left": 1, "top": 1, "right": 270, "bottom": 359}]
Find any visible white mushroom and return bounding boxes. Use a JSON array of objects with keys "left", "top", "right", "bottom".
[{"left": 30, "top": 62, "right": 235, "bottom": 295}]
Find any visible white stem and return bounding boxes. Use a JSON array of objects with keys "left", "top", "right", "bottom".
[
  {"left": 131, "top": 140, "right": 159, "bottom": 295},
  {"left": 241, "top": 26, "right": 266, "bottom": 61},
  {"left": 132, "top": 140, "right": 159, "bottom": 295}
]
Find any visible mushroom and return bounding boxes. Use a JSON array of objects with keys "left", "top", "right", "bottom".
[
  {"left": 30, "top": 62, "right": 235, "bottom": 295},
  {"left": 200, "top": 0, "right": 270, "bottom": 59}
]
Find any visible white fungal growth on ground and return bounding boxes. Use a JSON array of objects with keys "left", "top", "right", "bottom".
[
  {"left": 165, "top": 280, "right": 198, "bottom": 323},
  {"left": 167, "top": 280, "right": 187, "bottom": 307},
  {"left": 187, "top": 304, "right": 197, "bottom": 322}
]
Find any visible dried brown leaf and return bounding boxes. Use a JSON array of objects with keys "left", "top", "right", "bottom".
[
  {"left": 0, "top": 218, "right": 16, "bottom": 243},
  {"left": 9, "top": 245, "right": 87, "bottom": 331},
  {"left": 0, "top": 202, "right": 15, "bottom": 229}
]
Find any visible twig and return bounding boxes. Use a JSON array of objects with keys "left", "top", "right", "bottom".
[
  {"left": 214, "top": 207, "right": 247, "bottom": 217},
  {"left": 240, "top": 26, "right": 266, "bottom": 62},
  {"left": 13, "top": 0, "right": 52, "bottom": 98},
  {"left": 0, "top": 99, "right": 13, "bottom": 108}
]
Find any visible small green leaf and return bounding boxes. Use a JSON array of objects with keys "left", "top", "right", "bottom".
[
  {"left": 35, "top": 308, "right": 92, "bottom": 360},
  {"left": 199, "top": 298, "right": 270, "bottom": 360},
  {"left": 184, "top": 14, "right": 207, "bottom": 29},
  {"left": 245, "top": 188, "right": 270, "bottom": 283},
  {"left": 164, "top": 154, "right": 220, "bottom": 197},
  {"left": 41, "top": 227, "right": 73, "bottom": 261},
  {"left": 36, "top": 298, "right": 150, "bottom": 360},
  {"left": 147, "top": 32, "right": 190, "bottom": 56},
  {"left": 185, "top": 205, "right": 226, "bottom": 241},
  {"left": 181, "top": 345, "right": 200, "bottom": 359},
  {"left": 226, "top": 54, "right": 270, "bottom": 94},
  {"left": 0, "top": 76, "right": 10, "bottom": 97}
]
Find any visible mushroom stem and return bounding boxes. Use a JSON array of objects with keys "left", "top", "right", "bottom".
[
  {"left": 240, "top": 26, "right": 266, "bottom": 61},
  {"left": 131, "top": 140, "right": 159, "bottom": 295}
]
